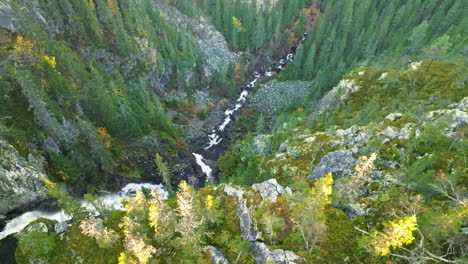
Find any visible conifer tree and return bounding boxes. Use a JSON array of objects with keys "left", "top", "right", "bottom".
[{"left": 176, "top": 181, "right": 201, "bottom": 244}]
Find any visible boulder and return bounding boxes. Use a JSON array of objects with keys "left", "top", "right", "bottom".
[
  {"left": 308, "top": 149, "right": 357, "bottom": 180},
  {"left": 42, "top": 137, "right": 60, "bottom": 153},
  {"left": 336, "top": 126, "right": 370, "bottom": 146},
  {"left": 251, "top": 242, "right": 303, "bottom": 264},
  {"left": 427, "top": 109, "right": 468, "bottom": 128},
  {"left": 252, "top": 179, "right": 292, "bottom": 201},
  {"left": 313, "top": 79, "right": 360, "bottom": 115},
  {"left": 385, "top": 113, "right": 403, "bottom": 122},
  {"left": 203, "top": 246, "right": 229, "bottom": 264},
  {"left": 54, "top": 220, "right": 69, "bottom": 234},
  {"left": 380, "top": 124, "right": 415, "bottom": 140},
  {"left": 25, "top": 222, "right": 48, "bottom": 233},
  {"left": 344, "top": 203, "right": 367, "bottom": 218},
  {"left": 448, "top": 97, "right": 468, "bottom": 110}
]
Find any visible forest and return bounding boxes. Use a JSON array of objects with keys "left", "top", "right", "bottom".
[{"left": 0, "top": 0, "right": 466, "bottom": 263}]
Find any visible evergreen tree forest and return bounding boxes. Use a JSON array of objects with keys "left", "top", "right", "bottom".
[{"left": 0, "top": 0, "right": 466, "bottom": 263}]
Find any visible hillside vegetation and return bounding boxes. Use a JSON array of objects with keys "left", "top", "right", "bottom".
[{"left": 0, "top": 0, "right": 466, "bottom": 263}]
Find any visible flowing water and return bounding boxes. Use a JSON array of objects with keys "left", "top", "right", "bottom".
[
  {"left": 192, "top": 32, "right": 308, "bottom": 183},
  {"left": 0, "top": 32, "right": 308, "bottom": 246},
  {"left": 0, "top": 183, "right": 167, "bottom": 240}
]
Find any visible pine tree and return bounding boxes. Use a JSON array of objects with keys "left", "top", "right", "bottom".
[
  {"left": 302, "top": 43, "right": 317, "bottom": 80},
  {"left": 154, "top": 153, "right": 173, "bottom": 194},
  {"left": 409, "top": 20, "right": 429, "bottom": 54},
  {"left": 252, "top": 15, "right": 266, "bottom": 50},
  {"left": 176, "top": 181, "right": 200, "bottom": 244}
]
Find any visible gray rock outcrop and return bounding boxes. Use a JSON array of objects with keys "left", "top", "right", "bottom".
[
  {"left": 380, "top": 123, "right": 415, "bottom": 140},
  {"left": 252, "top": 134, "right": 272, "bottom": 154},
  {"left": 54, "top": 220, "right": 69, "bottom": 234},
  {"left": 336, "top": 126, "right": 371, "bottom": 147},
  {"left": 224, "top": 182, "right": 302, "bottom": 263},
  {"left": 0, "top": 139, "right": 48, "bottom": 217},
  {"left": 308, "top": 148, "right": 357, "bottom": 180},
  {"left": 203, "top": 246, "right": 229, "bottom": 264},
  {"left": 0, "top": 1, "right": 20, "bottom": 31},
  {"left": 313, "top": 79, "right": 360, "bottom": 117},
  {"left": 252, "top": 179, "right": 292, "bottom": 201},
  {"left": 251, "top": 242, "right": 303, "bottom": 264},
  {"left": 223, "top": 185, "right": 260, "bottom": 241},
  {"left": 385, "top": 113, "right": 403, "bottom": 122},
  {"left": 25, "top": 222, "right": 48, "bottom": 233},
  {"left": 252, "top": 80, "right": 312, "bottom": 120},
  {"left": 154, "top": 1, "right": 240, "bottom": 79}
]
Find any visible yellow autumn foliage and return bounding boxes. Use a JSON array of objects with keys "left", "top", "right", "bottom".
[
  {"left": 370, "top": 215, "right": 418, "bottom": 256},
  {"left": 14, "top": 35, "right": 35, "bottom": 59},
  {"left": 232, "top": 16, "right": 246, "bottom": 32},
  {"left": 313, "top": 172, "right": 333, "bottom": 209},
  {"left": 118, "top": 252, "right": 138, "bottom": 264},
  {"left": 148, "top": 203, "right": 160, "bottom": 230},
  {"left": 42, "top": 55, "right": 56, "bottom": 68},
  {"left": 205, "top": 195, "right": 214, "bottom": 210},
  {"left": 107, "top": 0, "right": 119, "bottom": 14}
]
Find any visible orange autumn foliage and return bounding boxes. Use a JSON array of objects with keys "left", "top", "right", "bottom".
[
  {"left": 96, "top": 127, "right": 112, "bottom": 149},
  {"left": 234, "top": 64, "right": 242, "bottom": 80}
]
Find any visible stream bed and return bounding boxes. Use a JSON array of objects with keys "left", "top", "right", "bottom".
[{"left": 192, "top": 32, "right": 308, "bottom": 183}]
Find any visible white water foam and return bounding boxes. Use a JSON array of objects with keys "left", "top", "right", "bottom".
[
  {"left": 219, "top": 116, "right": 231, "bottom": 131},
  {"left": 0, "top": 183, "right": 167, "bottom": 239},
  {"left": 192, "top": 153, "right": 213, "bottom": 182}
]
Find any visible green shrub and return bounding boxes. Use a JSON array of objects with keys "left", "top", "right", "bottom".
[{"left": 15, "top": 231, "right": 57, "bottom": 262}]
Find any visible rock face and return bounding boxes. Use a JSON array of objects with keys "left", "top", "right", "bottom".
[
  {"left": 251, "top": 242, "right": 303, "bottom": 264},
  {"left": 223, "top": 185, "right": 260, "bottom": 241},
  {"left": 308, "top": 149, "right": 357, "bottom": 180},
  {"left": 252, "top": 179, "right": 292, "bottom": 201},
  {"left": 252, "top": 80, "right": 312, "bottom": 121},
  {"left": 380, "top": 123, "right": 415, "bottom": 140},
  {"left": 313, "top": 79, "right": 360, "bottom": 116},
  {"left": 203, "top": 246, "right": 229, "bottom": 264},
  {"left": 0, "top": 139, "right": 48, "bottom": 218},
  {"left": 54, "top": 220, "right": 69, "bottom": 234},
  {"left": 336, "top": 126, "right": 371, "bottom": 147},
  {"left": 0, "top": 1, "right": 20, "bottom": 31},
  {"left": 224, "top": 181, "right": 302, "bottom": 263},
  {"left": 385, "top": 113, "right": 403, "bottom": 122},
  {"left": 154, "top": 1, "right": 240, "bottom": 79},
  {"left": 25, "top": 222, "right": 48, "bottom": 233},
  {"left": 425, "top": 97, "right": 467, "bottom": 138}
]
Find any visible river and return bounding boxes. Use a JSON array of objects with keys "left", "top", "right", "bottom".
[
  {"left": 0, "top": 32, "right": 308, "bottom": 253},
  {"left": 0, "top": 183, "right": 167, "bottom": 240},
  {"left": 192, "top": 32, "right": 308, "bottom": 183}
]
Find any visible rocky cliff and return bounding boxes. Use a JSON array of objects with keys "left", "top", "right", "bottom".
[{"left": 0, "top": 139, "right": 48, "bottom": 223}]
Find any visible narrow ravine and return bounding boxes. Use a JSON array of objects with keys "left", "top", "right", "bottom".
[
  {"left": 0, "top": 183, "right": 168, "bottom": 240},
  {"left": 0, "top": 33, "right": 308, "bottom": 242},
  {"left": 192, "top": 32, "right": 308, "bottom": 184}
]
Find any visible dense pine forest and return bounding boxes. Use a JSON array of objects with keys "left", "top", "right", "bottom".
[{"left": 0, "top": 0, "right": 466, "bottom": 263}]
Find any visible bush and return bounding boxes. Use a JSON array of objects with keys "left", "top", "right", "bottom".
[
  {"left": 196, "top": 106, "right": 209, "bottom": 120},
  {"left": 48, "top": 151, "right": 81, "bottom": 183},
  {"left": 15, "top": 231, "right": 57, "bottom": 262}
]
